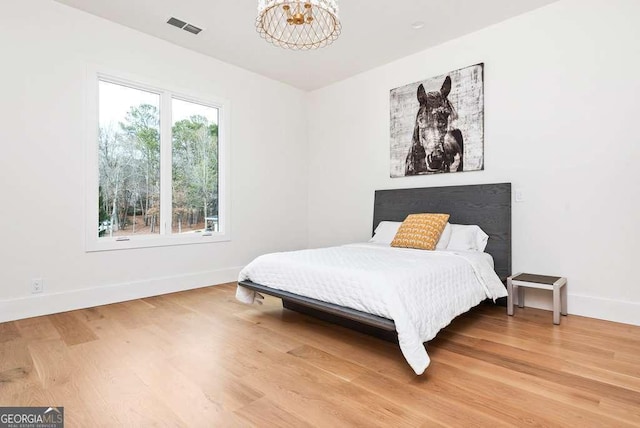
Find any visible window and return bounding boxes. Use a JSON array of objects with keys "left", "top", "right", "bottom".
[
  {"left": 86, "top": 71, "right": 229, "bottom": 251},
  {"left": 171, "top": 98, "right": 220, "bottom": 234}
]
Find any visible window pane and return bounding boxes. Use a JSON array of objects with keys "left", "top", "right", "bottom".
[
  {"left": 171, "top": 99, "right": 219, "bottom": 234},
  {"left": 98, "top": 80, "right": 161, "bottom": 238}
]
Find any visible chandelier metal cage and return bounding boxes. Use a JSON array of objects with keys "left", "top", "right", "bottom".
[{"left": 256, "top": 0, "right": 341, "bottom": 50}]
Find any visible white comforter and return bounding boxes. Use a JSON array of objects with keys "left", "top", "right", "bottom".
[{"left": 236, "top": 243, "right": 507, "bottom": 375}]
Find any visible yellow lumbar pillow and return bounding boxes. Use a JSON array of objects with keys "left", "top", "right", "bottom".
[{"left": 391, "top": 213, "right": 451, "bottom": 250}]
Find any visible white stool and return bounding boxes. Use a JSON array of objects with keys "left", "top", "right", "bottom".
[{"left": 507, "top": 273, "right": 568, "bottom": 325}]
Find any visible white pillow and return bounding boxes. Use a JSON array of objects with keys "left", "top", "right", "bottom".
[
  {"left": 435, "top": 222, "right": 452, "bottom": 250},
  {"left": 446, "top": 224, "right": 489, "bottom": 252},
  {"left": 369, "top": 221, "right": 402, "bottom": 244},
  {"left": 371, "top": 220, "right": 453, "bottom": 248}
]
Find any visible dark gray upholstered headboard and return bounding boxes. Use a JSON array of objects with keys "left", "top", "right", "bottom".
[{"left": 373, "top": 183, "right": 512, "bottom": 282}]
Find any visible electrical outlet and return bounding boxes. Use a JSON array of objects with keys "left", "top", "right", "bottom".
[
  {"left": 515, "top": 190, "right": 525, "bottom": 202},
  {"left": 31, "top": 278, "right": 43, "bottom": 294}
]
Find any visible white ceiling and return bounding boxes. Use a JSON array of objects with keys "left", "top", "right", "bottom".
[{"left": 54, "top": 0, "right": 558, "bottom": 91}]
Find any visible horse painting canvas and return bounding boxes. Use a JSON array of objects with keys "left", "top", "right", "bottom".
[{"left": 390, "top": 63, "right": 484, "bottom": 177}]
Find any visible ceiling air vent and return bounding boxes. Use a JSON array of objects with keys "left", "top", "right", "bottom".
[
  {"left": 167, "top": 17, "right": 187, "bottom": 29},
  {"left": 166, "top": 17, "right": 202, "bottom": 35},
  {"left": 183, "top": 24, "right": 203, "bottom": 35}
]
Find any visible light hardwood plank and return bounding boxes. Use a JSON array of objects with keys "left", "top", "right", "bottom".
[
  {"left": 0, "top": 322, "right": 21, "bottom": 343},
  {"left": 234, "top": 397, "right": 313, "bottom": 428},
  {"left": 28, "top": 339, "right": 73, "bottom": 389},
  {"left": 13, "top": 316, "right": 60, "bottom": 342},
  {"left": 49, "top": 312, "right": 98, "bottom": 346},
  {"left": 287, "top": 344, "right": 369, "bottom": 381}
]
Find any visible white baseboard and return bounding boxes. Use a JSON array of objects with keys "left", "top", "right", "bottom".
[
  {"left": 4, "top": 271, "right": 638, "bottom": 327},
  {"left": 568, "top": 293, "right": 640, "bottom": 326},
  {"left": 519, "top": 289, "right": 640, "bottom": 326},
  {"left": 0, "top": 266, "right": 243, "bottom": 323}
]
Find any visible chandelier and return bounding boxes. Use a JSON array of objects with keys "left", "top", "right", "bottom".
[{"left": 256, "top": 1, "right": 341, "bottom": 50}]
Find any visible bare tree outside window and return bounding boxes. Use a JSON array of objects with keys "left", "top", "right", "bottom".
[
  {"left": 98, "top": 81, "right": 160, "bottom": 237},
  {"left": 171, "top": 99, "right": 219, "bottom": 234}
]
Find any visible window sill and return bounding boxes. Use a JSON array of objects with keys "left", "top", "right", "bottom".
[{"left": 86, "top": 233, "right": 230, "bottom": 252}]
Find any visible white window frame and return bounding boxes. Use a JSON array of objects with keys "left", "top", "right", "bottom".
[{"left": 84, "top": 66, "right": 230, "bottom": 252}]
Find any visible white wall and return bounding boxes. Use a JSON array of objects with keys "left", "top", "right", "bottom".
[
  {"left": 307, "top": 0, "right": 640, "bottom": 325},
  {"left": 2, "top": 0, "right": 638, "bottom": 327},
  {"left": 0, "top": 0, "right": 308, "bottom": 322}
]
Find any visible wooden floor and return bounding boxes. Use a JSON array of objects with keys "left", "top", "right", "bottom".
[{"left": 1, "top": 283, "right": 639, "bottom": 427}]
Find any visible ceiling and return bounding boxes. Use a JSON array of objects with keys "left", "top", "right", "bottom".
[{"left": 54, "top": 0, "right": 558, "bottom": 91}]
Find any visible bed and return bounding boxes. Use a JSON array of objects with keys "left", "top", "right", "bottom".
[{"left": 237, "top": 183, "right": 511, "bottom": 374}]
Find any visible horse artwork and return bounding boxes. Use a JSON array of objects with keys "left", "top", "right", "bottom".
[{"left": 390, "top": 63, "right": 484, "bottom": 177}]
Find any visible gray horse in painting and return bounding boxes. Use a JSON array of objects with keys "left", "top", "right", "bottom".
[{"left": 405, "top": 76, "right": 464, "bottom": 175}]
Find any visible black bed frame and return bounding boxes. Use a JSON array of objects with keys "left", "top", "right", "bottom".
[{"left": 239, "top": 183, "right": 511, "bottom": 341}]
